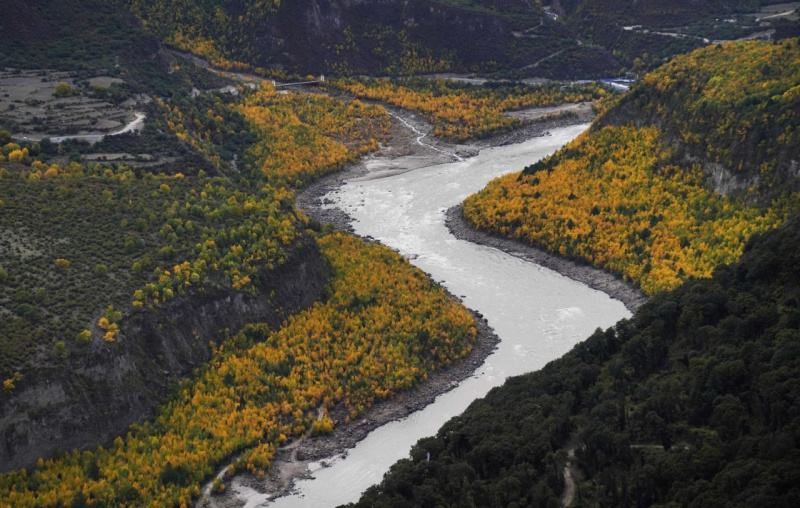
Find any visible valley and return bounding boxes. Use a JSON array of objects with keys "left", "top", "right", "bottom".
[{"left": 1, "top": 1, "right": 800, "bottom": 507}]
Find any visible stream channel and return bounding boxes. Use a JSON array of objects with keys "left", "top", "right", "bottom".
[{"left": 255, "top": 123, "right": 630, "bottom": 506}]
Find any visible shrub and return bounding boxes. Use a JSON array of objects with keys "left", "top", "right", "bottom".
[{"left": 54, "top": 82, "right": 73, "bottom": 98}]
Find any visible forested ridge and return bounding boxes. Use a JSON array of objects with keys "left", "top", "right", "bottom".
[
  {"left": 4, "top": 0, "right": 797, "bottom": 80},
  {"left": 345, "top": 195, "right": 800, "bottom": 508},
  {"left": 120, "top": 0, "right": 591, "bottom": 78},
  {"left": 118, "top": 0, "right": 800, "bottom": 79},
  {"left": 464, "top": 39, "right": 800, "bottom": 294},
  {"left": 596, "top": 38, "right": 800, "bottom": 190}
]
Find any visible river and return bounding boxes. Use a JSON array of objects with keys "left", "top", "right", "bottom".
[{"left": 256, "top": 123, "right": 630, "bottom": 507}]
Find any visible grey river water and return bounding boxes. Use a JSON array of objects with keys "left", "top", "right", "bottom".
[{"left": 259, "top": 123, "right": 630, "bottom": 507}]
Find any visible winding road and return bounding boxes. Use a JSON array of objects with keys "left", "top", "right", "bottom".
[{"left": 46, "top": 112, "right": 146, "bottom": 144}]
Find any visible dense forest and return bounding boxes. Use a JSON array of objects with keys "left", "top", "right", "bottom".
[
  {"left": 463, "top": 39, "right": 800, "bottom": 294},
  {"left": 345, "top": 190, "right": 800, "bottom": 508},
  {"left": 597, "top": 38, "right": 800, "bottom": 190}
]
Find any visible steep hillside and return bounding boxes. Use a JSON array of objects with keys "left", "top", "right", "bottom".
[
  {"left": 5, "top": 0, "right": 794, "bottom": 81},
  {"left": 0, "top": 0, "right": 157, "bottom": 72},
  {"left": 463, "top": 39, "right": 800, "bottom": 294},
  {"left": 345, "top": 198, "right": 800, "bottom": 508},
  {"left": 596, "top": 38, "right": 800, "bottom": 193},
  {"left": 121, "top": 0, "right": 620, "bottom": 78},
  {"left": 1, "top": 232, "right": 478, "bottom": 505},
  {"left": 0, "top": 232, "right": 329, "bottom": 473}
]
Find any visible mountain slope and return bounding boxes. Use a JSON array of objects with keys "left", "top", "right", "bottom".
[
  {"left": 0, "top": 0, "right": 158, "bottom": 71},
  {"left": 122, "top": 0, "right": 620, "bottom": 78},
  {"left": 547, "top": 0, "right": 800, "bottom": 71},
  {"left": 596, "top": 38, "right": 800, "bottom": 192},
  {"left": 462, "top": 39, "right": 800, "bottom": 294}
]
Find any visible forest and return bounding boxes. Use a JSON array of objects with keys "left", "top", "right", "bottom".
[
  {"left": 598, "top": 38, "right": 800, "bottom": 190},
  {"left": 463, "top": 39, "right": 800, "bottom": 294}
]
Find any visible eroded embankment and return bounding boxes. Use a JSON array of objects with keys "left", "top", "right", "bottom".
[{"left": 446, "top": 205, "right": 647, "bottom": 313}]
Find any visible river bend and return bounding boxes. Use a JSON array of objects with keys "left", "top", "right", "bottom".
[{"left": 264, "top": 123, "right": 630, "bottom": 507}]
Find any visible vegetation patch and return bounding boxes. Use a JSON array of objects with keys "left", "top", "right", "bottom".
[
  {"left": 463, "top": 125, "right": 795, "bottom": 294},
  {"left": 326, "top": 77, "right": 610, "bottom": 141}
]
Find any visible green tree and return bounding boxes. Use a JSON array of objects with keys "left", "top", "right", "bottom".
[{"left": 53, "top": 341, "right": 67, "bottom": 359}]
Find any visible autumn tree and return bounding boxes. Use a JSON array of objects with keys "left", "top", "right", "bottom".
[{"left": 54, "top": 82, "right": 73, "bottom": 97}]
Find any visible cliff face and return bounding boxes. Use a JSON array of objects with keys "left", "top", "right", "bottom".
[{"left": 0, "top": 234, "right": 330, "bottom": 473}]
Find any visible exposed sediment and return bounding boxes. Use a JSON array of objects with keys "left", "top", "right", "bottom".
[{"left": 445, "top": 205, "right": 647, "bottom": 313}]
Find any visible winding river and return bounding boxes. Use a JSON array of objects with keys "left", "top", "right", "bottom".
[{"left": 261, "top": 124, "right": 630, "bottom": 507}]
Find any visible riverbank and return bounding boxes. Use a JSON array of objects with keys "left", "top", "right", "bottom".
[
  {"left": 445, "top": 205, "right": 647, "bottom": 313},
  {"left": 298, "top": 104, "right": 644, "bottom": 316},
  {"left": 206, "top": 108, "right": 626, "bottom": 506},
  {"left": 205, "top": 297, "right": 499, "bottom": 507},
  {"left": 295, "top": 105, "right": 592, "bottom": 233}
]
